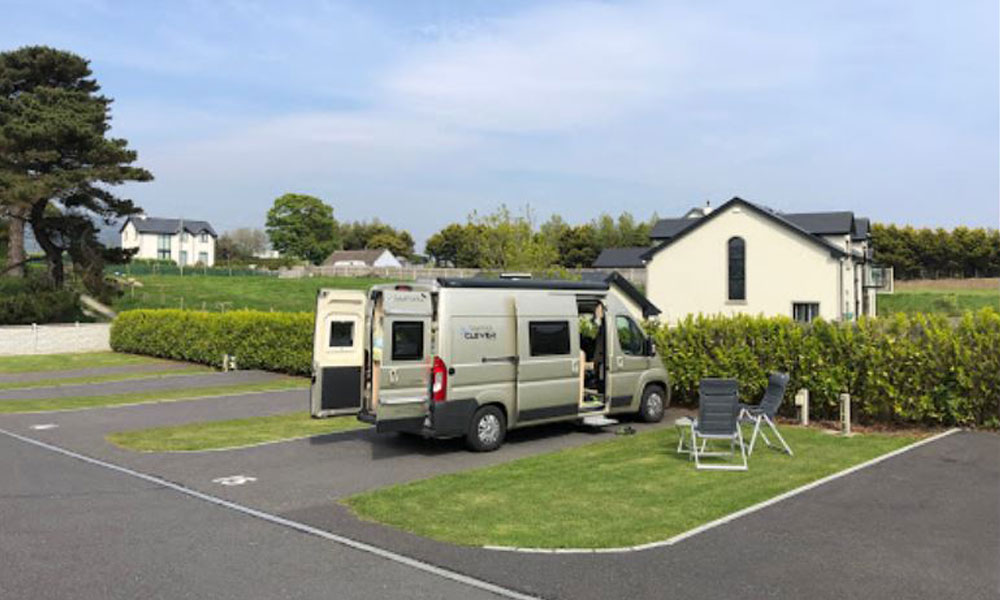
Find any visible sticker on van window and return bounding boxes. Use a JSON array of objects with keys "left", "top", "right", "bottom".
[{"left": 460, "top": 325, "right": 497, "bottom": 341}]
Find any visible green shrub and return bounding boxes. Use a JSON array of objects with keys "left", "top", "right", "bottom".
[
  {"left": 110, "top": 309, "right": 312, "bottom": 375},
  {"left": 649, "top": 309, "right": 1000, "bottom": 427},
  {"left": 0, "top": 277, "right": 82, "bottom": 324}
]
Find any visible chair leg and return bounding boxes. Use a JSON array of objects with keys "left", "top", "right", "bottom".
[
  {"left": 747, "top": 416, "right": 763, "bottom": 456},
  {"left": 736, "top": 424, "right": 748, "bottom": 470},
  {"left": 764, "top": 415, "right": 794, "bottom": 456}
]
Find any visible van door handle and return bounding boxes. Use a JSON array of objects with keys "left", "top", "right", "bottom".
[
  {"left": 571, "top": 359, "right": 579, "bottom": 374},
  {"left": 616, "top": 356, "right": 624, "bottom": 368},
  {"left": 387, "top": 368, "right": 398, "bottom": 384}
]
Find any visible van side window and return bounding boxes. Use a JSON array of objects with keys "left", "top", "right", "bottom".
[
  {"left": 528, "top": 321, "right": 570, "bottom": 356},
  {"left": 329, "top": 321, "right": 354, "bottom": 348},
  {"left": 615, "top": 315, "right": 644, "bottom": 356},
  {"left": 391, "top": 321, "right": 424, "bottom": 361}
]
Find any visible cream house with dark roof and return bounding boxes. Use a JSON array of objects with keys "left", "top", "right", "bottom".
[
  {"left": 593, "top": 197, "right": 888, "bottom": 323},
  {"left": 120, "top": 215, "right": 218, "bottom": 266}
]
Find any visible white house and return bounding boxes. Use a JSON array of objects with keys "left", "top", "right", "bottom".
[
  {"left": 120, "top": 216, "right": 218, "bottom": 267},
  {"left": 323, "top": 248, "right": 402, "bottom": 268},
  {"left": 593, "top": 197, "right": 887, "bottom": 323}
]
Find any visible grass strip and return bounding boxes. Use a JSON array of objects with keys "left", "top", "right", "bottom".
[
  {"left": 0, "top": 352, "right": 160, "bottom": 374},
  {"left": 0, "top": 378, "right": 306, "bottom": 414},
  {"left": 345, "top": 426, "right": 921, "bottom": 549},
  {"left": 107, "top": 411, "right": 367, "bottom": 452},
  {"left": 0, "top": 367, "right": 211, "bottom": 391}
]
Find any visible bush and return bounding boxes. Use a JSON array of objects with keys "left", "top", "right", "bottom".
[
  {"left": 0, "top": 277, "right": 82, "bottom": 324},
  {"left": 650, "top": 309, "right": 1000, "bottom": 427},
  {"left": 110, "top": 309, "right": 312, "bottom": 375}
]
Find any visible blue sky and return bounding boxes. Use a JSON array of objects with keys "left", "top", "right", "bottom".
[{"left": 2, "top": 0, "right": 997, "bottom": 246}]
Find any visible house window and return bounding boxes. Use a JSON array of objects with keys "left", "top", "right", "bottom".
[
  {"left": 528, "top": 321, "right": 571, "bottom": 356},
  {"left": 200, "top": 233, "right": 208, "bottom": 243},
  {"left": 391, "top": 321, "right": 424, "bottom": 361},
  {"left": 615, "top": 315, "right": 644, "bottom": 356},
  {"left": 179, "top": 250, "right": 187, "bottom": 265},
  {"left": 157, "top": 234, "right": 171, "bottom": 260},
  {"left": 198, "top": 252, "right": 208, "bottom": 265},
  {"left": 793, "top": 303, "right": 820, "bottom": 323},
  {"left": 728, "top": 237, "right": 746, "bottom": 301}
]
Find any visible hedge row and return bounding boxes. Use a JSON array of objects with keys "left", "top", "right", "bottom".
[
  {"left": 111, "top": 307, "right": 1000, "bottom": 427},
  {"left": 651, "top": 309, "right": 1000, "bottom": 427},
  {"left": 0, "top": 277, "right": 82, "bottom": 325},
  {"left": 110, "top": 309, "right": 312, "bottom": 375}
]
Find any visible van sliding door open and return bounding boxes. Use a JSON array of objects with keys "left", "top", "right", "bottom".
[
  {"left": 375, "top": 290, "right": 433, "bottom": 433},
  {"left": 514, "top": 295, "right": 582, "bottom": 423},
  {"left": 311, "top": 289, "right": 367, "bottom": 418}
]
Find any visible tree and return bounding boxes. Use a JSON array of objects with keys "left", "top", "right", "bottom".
[
  {"left": 558, "top": 224, "right": 601, "bottom": 267},
  {"left": 218, "top": 227, "right": 268, "bottom": 260},
  {"left": 0, "top": 46, "right": 151, "bottom": 285},
  {"left": 265, "top": 193, "right": 338, "bottom": 264},
  {"left": 366, "top": 232, "right": 413, "bottom": 258},
  {"left": 426, "top": 223, "right": 480, "bottom": 267},
  {"left": 339, "top": 219, "right": 415, "bottom": 258}
]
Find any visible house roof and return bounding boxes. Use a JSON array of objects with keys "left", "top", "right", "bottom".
[
  {"left": 649, "top": 218, "right": 694, "bottom": 240},
  {"left": 123, "top": 217, "right": 217, "bottom": 237},
  {"left": 592, "top": 246, "right": 649, "bottom": 268},
  {"left": 323, "top": 248, "right": 390, "bottom": 266},
  {"left": 851, "top": 217, "right": 870, "bottom": 241},
  {"left": 641, "top": 197, "right": 851, "bottom": 261},
  {"left": 782, "top": 211, "right": 855, "bottom": 235},
  {"left": 603, "top": 271, "right": 661, "bottom": 317}
]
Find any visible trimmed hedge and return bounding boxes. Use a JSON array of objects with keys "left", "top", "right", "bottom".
[
  {"left": 110, "top": 309, "right": 312, "bottom": 375},
  {"left": 651, "top": 309, "right": 1000, "bottom": 427},
  {"left": 111, "top": 307, "right": 1000, "bottom": 426},
  {"left": 0, "top": 277, "right": 82, "bottom": 325}
]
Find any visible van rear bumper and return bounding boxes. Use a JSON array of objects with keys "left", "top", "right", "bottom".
[{"left": 360, "top": 399, "right": 479, "bottom": 438}]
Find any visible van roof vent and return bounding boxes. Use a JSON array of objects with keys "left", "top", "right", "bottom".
[{"left": 499, "top": 272, "right": 532, "bottom": 280}]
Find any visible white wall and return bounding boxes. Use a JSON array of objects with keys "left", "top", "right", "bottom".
[
  {"left": 120, "top": 223, "right": 215, "bottom": 266},
  {"left": 645, "top": 204, "right": 846, "bottom": 323},
  {"left": 371, "top": 251, "right": 402, "bottom": 268},
  {"left": 0, "top": 323, "right": 110, "bottom": 355}
]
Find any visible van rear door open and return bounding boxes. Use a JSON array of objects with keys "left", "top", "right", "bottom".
[
  {"left": 375, "top": 289, "right": 433, "bottom": 433},
  {"left": 311, "top": 289, "right": 367, "bottom": 417}
]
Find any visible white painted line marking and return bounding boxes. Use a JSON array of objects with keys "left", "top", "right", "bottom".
[
  {"left": 29, "top": 424, "right": 59, "bottom": 430},
  {"left": 0, "top": 427, "right": 539, "bottom": 600},
  {"left": 212, "top": 475, "right": 257, "bottom": 486},
  {"left": 484, "top": 427, "right": 962, "bottom": 554}
]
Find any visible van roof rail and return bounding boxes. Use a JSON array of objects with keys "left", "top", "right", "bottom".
[{"left": 436, "top": 278, "right": 608, "bottom": 291}]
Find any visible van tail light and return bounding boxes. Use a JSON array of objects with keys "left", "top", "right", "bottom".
[{"left": 431, "top": 356, "right": 447, "bottom": 402}]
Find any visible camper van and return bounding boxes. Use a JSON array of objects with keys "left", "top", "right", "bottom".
[{"left": 310, "top": 276, "right": 669, "bottom": 451}]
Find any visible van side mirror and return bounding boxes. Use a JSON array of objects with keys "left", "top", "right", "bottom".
[{"left": 645, "top": 337, "right": 656, "bottom": 356}]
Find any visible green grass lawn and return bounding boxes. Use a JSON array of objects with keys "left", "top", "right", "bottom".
[
  {"left": 878, "top": 288, "right": 999, "bottom": 316},
  {"left": 0, "top": 366, "right": 211, "bottom": 391},
  {"left": 112, "top": 274, "right": 392, "bottom": 313},
  {"left": 107, "top": 411, "right": 367, "bottom": 452},
  {"left": 0, "top": 377, "right": 306, "bottom": 413},
  {"left": 345, "top": 426, "right": 921, "bottom": 549},
  {"left": 0, "top": 352, "right": 162, "bottom": 374}
]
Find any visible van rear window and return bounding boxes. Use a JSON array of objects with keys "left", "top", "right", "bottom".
[
  {"left": 392, "top": 321, "right": 424, "bottom": 361},
  {"left": 329, "top": 321, "right": 354, "bottom": 348},
  {"left": 528, "top": 321, "right": 570, "bottom": 356}
]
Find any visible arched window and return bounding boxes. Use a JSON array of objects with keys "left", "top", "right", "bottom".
[{"left": 728, "top": 237, "right": 745, "bottom": 301}]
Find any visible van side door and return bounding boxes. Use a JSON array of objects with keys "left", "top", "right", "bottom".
[
  {"left": 514, "top": 295, "right": 581, "bottom": 423},
  {"left": 376, "top": 290, "right": 433, "bottom": 433},
  {"left": 311, "top": 289, "right": 367, "bottom": 417},
  {"left": 608, "top": 313, "right": 648, "bottom": 410}
]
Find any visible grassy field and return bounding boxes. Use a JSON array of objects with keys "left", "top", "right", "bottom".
[
  {"left": 0, "top": 352, "right": 162, "bottom": 374},
  {"left": 345, "top": 426, "right": 921, "bottom": 549},
  {"left": 113, "top": 274, "right": 392, "bottom": 313},
  {"left": 0, "top": 377, "right": 306, "bottom": 413},
  {"left": 107, "top": 411, "right": 367, "bottom": 452},
  {"left": 879, "top": 278, "right": 998, "bottom": 316}
]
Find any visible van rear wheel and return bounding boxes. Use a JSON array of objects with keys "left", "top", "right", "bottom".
[
  {"left": 638, "top": 385, "right": 667, "bottom": 423},
  {"left": 466, "top": 405, "right": 506, "bottom": 452}
]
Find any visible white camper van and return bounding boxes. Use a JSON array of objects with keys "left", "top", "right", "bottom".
[{"left": 311, "top": 276, "right": 668, "bottom": 451}]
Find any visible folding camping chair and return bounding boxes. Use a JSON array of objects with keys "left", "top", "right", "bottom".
[
  {"left": 689, "top": 378, "right": 747, "bottom": 471},
  {"left": 739, "top": 372, "right": 793, "bottom": 457}
]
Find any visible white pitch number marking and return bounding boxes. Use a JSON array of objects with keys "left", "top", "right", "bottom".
[
  {"left": 212, "top": 475, "right": 257, "bottom": 486},
  {"left": 30, "top": 424, "right": 59, "bottom": 430}
]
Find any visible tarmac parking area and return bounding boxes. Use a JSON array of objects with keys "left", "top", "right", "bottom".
[{"left": 1, "top": 365, "right": 997, "bottom": 600}]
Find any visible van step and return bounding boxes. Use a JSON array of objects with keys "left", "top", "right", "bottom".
[
  {"left": 579, "top": 401, "right": 605, "bottom": 412},
  {"left": 582, "top": 415, "right": 618, "bottom": 427}
]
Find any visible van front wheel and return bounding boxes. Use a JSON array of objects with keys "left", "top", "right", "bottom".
[
  {"left": 638, "top": 385, "right": 667, "bottom": 423},
  {"left": 466, "top": 405, "right": 506, "bottom": 452}
]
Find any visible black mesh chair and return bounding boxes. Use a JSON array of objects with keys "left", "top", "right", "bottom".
[
  {"left": 739, "top": 372, "right": 793, "bottom": 456},
  {"left": 690, "top": 378, "right": 747, "bottom": 471}
]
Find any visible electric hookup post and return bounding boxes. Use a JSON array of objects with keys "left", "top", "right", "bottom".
[
  {"left": 794, "top": 389, "right": 809, "bottom": 426},
  {"left": 839, "top": 393, "right": 852, "bottom": 436}
]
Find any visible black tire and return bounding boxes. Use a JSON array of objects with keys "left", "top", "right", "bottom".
[
  {"left": 465, "top": 405, "right": 506, "bottom": 452},
  {"left": 638, "top": 384, "right": 667, "bottom": 423}
]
